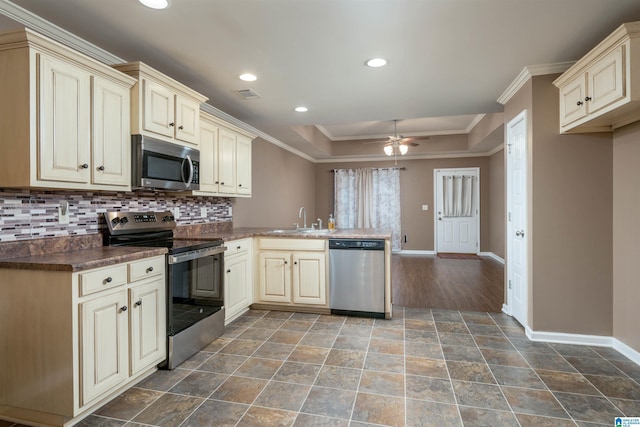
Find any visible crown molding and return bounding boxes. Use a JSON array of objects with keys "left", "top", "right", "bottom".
[
  {"left": 497, "top": 61, "right": 575, "bottom": 105},
  {"left": 0, "top": 0, "right": 124, "bottom": 64},
  {"left": 314, "top": 151, "right": 495, "bottom": 164}
]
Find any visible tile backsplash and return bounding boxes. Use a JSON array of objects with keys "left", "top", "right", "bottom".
[{"left": 0, "top": 189, "right": 232, "bottom": 242}]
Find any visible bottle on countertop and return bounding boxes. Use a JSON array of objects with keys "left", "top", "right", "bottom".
[{"left": 328, "top": 213, "right": 335, "bottom": 231}]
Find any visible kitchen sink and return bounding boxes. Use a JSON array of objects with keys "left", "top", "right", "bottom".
[
  {"left": 268, "top": 228, "right": 333, "bottom": 235},
  {"left": 269, "top": 229, "right": 300, "bottom": 234}
]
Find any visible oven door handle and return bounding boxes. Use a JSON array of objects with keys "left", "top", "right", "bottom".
[{"left": 168, "top": 246, "right": 227, "bottom": 264}]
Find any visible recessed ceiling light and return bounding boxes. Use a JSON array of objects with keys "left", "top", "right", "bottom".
[
  {"left": 239, "top": 73, "right": 257, "bottom": 82},
  {"left": 366, "top": 58, "right": 387, "bottom": 68},
  {"left": 294, "top": 106, "right": 308, "bottom": 112},
  {"left": 139, "top": 0, "right": 169, "bottom": 9}
]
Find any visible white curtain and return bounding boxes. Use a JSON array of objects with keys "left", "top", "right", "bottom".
[
  {"left": 443, "top": 175, "right": 474, "bottom": 217},
  {"left": 334, "top": 168, "right": 402, "bottom": 250}
]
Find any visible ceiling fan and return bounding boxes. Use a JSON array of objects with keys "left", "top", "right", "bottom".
[{"left": 366, "top": 120, "right": 422, "bottom": 163}]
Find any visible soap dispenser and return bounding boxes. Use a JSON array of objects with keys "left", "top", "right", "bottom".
[{"left": 328, "top": 213, "right": 335, "bottom": 231}]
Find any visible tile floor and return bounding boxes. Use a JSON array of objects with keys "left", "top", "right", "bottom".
[{"left": 27, "top": 308, "right": 640, "bottom": 426}]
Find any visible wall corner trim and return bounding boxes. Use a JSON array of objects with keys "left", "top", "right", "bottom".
[
  {"left": 497, "top": 62, "right": 575, "bottom": 105},
  {"left": 501, "top": 304, "right": 512, "bottom": 316},
  {"left": 613, "top": 339, "right": 640, "bottom": 366}
]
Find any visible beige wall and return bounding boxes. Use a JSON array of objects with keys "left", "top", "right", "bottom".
[
  {"left": 232, "top": 138, "right": 316, "bottom": 228},
  {"left": 314, "top": 157, "right": 493, "bottom": 252},
  {"left": 489, "top": 149, "right": 505, "bottom": 259},
  {"left": 613, "top": 120, "right": 640, "bottom": 352},
  {"left": 504, "top": 75, "right": 613, "bottom": 336}
]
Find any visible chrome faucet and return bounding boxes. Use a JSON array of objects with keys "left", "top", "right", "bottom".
[
  {"left": 298, "top": 207, "right": 307, "bottom": 229},
  {"left": 317, "top": 218, "right": 322, "bottom": 229}
]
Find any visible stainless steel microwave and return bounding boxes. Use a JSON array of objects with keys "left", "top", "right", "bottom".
[{"left": 132, "top": 135, "right": 200, "bottom": 191}]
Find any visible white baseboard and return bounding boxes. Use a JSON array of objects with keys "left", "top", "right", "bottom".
[
  {"left": 526, "top": 328, "right": 614, "bottom": 347},
  {"left": 478, "top": 252, "right": 505, "bottom": 264},
  {"left": 501, "top": 304, "right": 512, "bottom": 316},
  {"left": 613, "top": 339, "right": 640, "bottom": 366},
  {"left": 396, "top": 250, "right": 436, "bottom": 255}
]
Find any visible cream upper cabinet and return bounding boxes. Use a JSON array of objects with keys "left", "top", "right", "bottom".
[
  {"left": 554, "top": 22, "right": 640, "bottom": 133},
  {"left": 256, "top": 238, "right": 327, "bottom": 307},
  {"left": 193, "top": 111, "right": 256, "bottom": 198},
  {"left": 113, "top": 61, "right": 208, "bottom": 147},
  {"left": 39, "top": 54, "right": 91, "bottom": 184},
  {"left": 0, "top": 29, "right": 135, "bottom": 191},
  {"left": 92, "top": 75, "right": 132, "bottom": 187},
  {"left": 236, "top": 135, "right": 252, "bottom": 195}
]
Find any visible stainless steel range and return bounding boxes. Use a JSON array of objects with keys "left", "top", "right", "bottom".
[{"left": 104, "top": 211, "right": 226, "bottom": 369}]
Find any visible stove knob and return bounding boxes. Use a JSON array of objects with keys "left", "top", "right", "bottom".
[
  {"left": 110, "top": 217, "right": 121, "bottom": 227},
  {"left": 163, "top": 215, "right": 175, "bottom": 222},
  {"left": 120, "top": 217, "right": 129, "bottom": 225}
]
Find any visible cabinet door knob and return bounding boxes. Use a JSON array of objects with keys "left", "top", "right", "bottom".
[
  {"left": 169, "top": 122, "right": 175, "bottom": 127},
  {"left": 294, "top": 261, "right": 298, "bottom": 265},
  {"left": 226, "top": 269, "right": 231, "bottom": 273},
  {"left": 120, "top": 305, "right": 128, "bottom": 312},
  {"left": 284, "top": 261, "right": 288, "bottom": 265},
  {"left": 97, "top": 165, "right": 105, "bottom": 171},
  {"left": 585, "top": 96, "right": 592, "bottom": 102},
  {"left": 237, "top": 246, "right": 241, "bottom": 250},
  {"left": 576, "top": 101, "right": 583, "bottom": 106},
  {"left": 146, "top": 266, "right": 154, "bottom": 273},
  {"left": 220, "top": 182, "right": 225, "bottom": 185},
  {"left": 105, "top": 277, "right": 113, "bottom": 283},
  {"left": 80, "top": 163, "right": 89, "bottom": 169},
  {"left": 238, "top": 184, "right": 243, "bottom": 187},
  {"left": 215, "top": 181, "right": 219, "bottom": 184},
  {"left": 178, "top": 125, "right": 184, "bottom": 130},
  {"left": 135, "top": 300, "right": 142, "bottom": 307}
]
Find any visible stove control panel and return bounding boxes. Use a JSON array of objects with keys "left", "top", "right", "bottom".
[{"left": 104, "top": 211, "right": 176, "bottom": 235}]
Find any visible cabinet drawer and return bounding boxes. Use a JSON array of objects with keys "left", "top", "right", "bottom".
[
  {"left": 226, "top": 238, "right": 251, "bottom": 257},
  {"left": 129, "top": 256, "right": 164, "bottom": 282},
  {"left": 258, "top": 238, "right": 325, "bottom": 251},
  {"left": 79, "top": 264, "right": 128, "bottom": 296}
]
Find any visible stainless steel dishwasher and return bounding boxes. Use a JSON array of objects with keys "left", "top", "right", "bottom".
[{"left": 329, "top": 239, "right": 385, "bottom": 318}]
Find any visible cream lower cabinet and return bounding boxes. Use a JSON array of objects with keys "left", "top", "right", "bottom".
[
  {"left": 0, "top": 254, "right": 165, "bottom": 427},
  {"left": 256, "top": 238, "right": 327, "bottom": 307},
  {"left": 224, "top": 238, "right": 253, "bottom": 323},
  {"left": 0, "top": 29, "right": 134, "bottom": 191}
]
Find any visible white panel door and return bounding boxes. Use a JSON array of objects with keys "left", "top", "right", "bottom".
[
  {"left": 92, "top": 75, "right": 130, "bottom": 187},
  {"left": 507, "top": 111, "right": 528, "bottom": 327},
  {"left": 38, "top": 53, "right": 91, "bottom": 183},
  {"left": 225, "top": 253, "right": 250, "bottom": 321},
  {"left": 80, "top": 290, "right": 128, "bottom": 406},
  {"left": 258, "top": 252, "right": 291, "bottom": 303},
  {"left": 129, "top": 278, "right": 166, "bottom": 374},
  {"left": 435, "top": 168, "right": 479, "bottom": 254},
  {"left": 292, "top": 252, "right": 326, "bottom": 305}
]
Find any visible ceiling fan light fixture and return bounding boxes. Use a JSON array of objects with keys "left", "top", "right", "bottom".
[
  {"left": 383, "top": 145, "right": 394, "bottom": 156},
  {"left": 139, "top": 0, "right": 169, "bottom": 9},
  {"left": 399, "top": 144, "right": 409, "bottom": 155},
  {"left": 366, "top": 58, "right": 387, "bottom": 68}
]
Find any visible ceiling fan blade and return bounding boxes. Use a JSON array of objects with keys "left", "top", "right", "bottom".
[{"left": 363, "top": 139, "right": 392, "bottom": 145}]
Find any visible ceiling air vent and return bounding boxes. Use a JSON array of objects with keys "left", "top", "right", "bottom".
[{"left": 235, "top": 88, "right": 261, "bottom": 99}]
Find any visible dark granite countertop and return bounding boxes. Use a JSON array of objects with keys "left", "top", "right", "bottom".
[{"left": 0, "top": 246, "right": 167, "bottom": 272}]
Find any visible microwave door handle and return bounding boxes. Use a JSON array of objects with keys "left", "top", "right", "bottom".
[{"left": 181, "top": 155, "right": 194, "bottom": 185}]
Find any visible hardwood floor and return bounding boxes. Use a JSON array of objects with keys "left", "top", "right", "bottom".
[{"left": 391, "top": 253, "right": 504, "bottom": 312}]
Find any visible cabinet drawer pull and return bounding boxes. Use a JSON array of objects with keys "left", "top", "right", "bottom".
[
  {"left": 97, "top": 165, "right": 105, "bottom": 171},
  {"left": 169, "top": 122, "right": 175, "bottom": 127},
  {"left": 80, "top": 163, "right": 89, "bottom": 169},
  {"left": 585, "top": 96, "right": 592, "bottom": 102},
  {"left": 178, "top": 125, "right": 184, "bottom": 130},
  {"left": 135, "top": 300, "right": 142, "bottom": 307},
  {"left": 146, "top": 266, "right": 154, "bottom": 273},
  {"left": 120, "top": 305, "right": 128, "bottom": 312},
  {"left": 576, "top": 101, "right": 583, "bottom": 106},
  {"left": 105, "top": 277, "right": 113, "bottom": 283}
]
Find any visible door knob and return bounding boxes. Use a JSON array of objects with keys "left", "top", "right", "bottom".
[{"left": 515, "top": 230, "right": 525, "bottom": 237}]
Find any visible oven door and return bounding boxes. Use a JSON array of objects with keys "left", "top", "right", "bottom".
[{"left": 167, "top": 246, "right": 225, "bottom": 337}]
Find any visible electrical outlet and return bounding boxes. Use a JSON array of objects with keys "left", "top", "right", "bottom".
[
  {"left": 228, "top": 206, "right": 233, "bottom": 216},
  {"left": 200, "top": 207, "right": 207, "bottom": 218},
  {"left": 58, "top": 201, "right": 69, "bottom": 225},
  {"left": 173, "top": 207, "right": 180, "bottom": 219},
  {"left": 421, "top": 204, "right": 429, "bottom": 211}
]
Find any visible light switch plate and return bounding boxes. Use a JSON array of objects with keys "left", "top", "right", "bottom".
[
  {"left": 200, "top": 207, "right": 207, "bottom": 218},
  {"left": 173, "top": 207, "right": 180, "bottom": 219},
  {"left": 422, "top": 204, "right": 429, "bottom": 211}
]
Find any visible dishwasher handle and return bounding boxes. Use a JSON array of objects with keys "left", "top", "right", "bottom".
[{"left": 329, "top": 239, "right": 385, "bottom": 250}]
